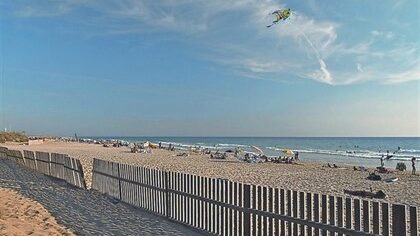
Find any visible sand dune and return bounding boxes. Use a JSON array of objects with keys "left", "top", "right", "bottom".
[{"left": 0, "top": 187, "right": 74, "bottom": 236}]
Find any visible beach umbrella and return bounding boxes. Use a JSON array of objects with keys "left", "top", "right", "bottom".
[{"left": 282, "top": 149, "right": 294, "bottom": 156}]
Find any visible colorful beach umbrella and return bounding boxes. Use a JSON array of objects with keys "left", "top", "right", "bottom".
[{"left": 282, "top": 149, "right": 294, "bottom": 156}]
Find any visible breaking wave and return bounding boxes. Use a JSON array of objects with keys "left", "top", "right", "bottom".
[{"left": 267, "top": 147, "right": 420, "bottom": 161}]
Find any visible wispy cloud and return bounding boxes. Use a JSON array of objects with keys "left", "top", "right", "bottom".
[
  {"left": 384, "top": 62, "right": 420, "bottom": 84},
  {"left": 7, "top": 0, "right": 420, "bottom": 86},
  {"left": 13, "top": 0, "right": 88, "bottom": 17}
]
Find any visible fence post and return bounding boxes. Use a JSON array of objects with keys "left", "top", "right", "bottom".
[
  {"left": 48, "top": 153, "right": 52, "bottom": 176},
  {"left": 243, "top": 184, "right": 251, "bottom": 236},
  {"left": 164, "top": 171, "right": 171, "bottom": 219},
  {"left": 117, "top": 163, "right": 122, "bottom": 200}
]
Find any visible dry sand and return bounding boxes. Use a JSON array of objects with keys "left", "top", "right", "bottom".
[
  {"left": 0, "top": 187, "right": 74, "bottom": 236},
  {"left": 4, "top": 141, "right": 420, "bottom": 206}
]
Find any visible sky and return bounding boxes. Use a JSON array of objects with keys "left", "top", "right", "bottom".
[{"left": 0, "top": 0, "right": 419, "bottom": 137}]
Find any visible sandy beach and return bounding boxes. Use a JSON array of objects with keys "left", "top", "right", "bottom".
[
  {"left": 4, "top": 141, "right": 420, "bottom": 206},
  {"left": 0, "top": 188, "right": 74, "bottom": 236}
]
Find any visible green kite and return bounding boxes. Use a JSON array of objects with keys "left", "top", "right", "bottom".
[{"left": 266, "top": 8, "right": 291, "bottom": 28}]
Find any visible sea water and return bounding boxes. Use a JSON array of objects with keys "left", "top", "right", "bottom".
[{"left": 86, "top": 137, "right": 419, "bottom": 169}]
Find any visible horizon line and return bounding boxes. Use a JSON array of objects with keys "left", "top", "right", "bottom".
[{"left": 65, "top": 135, "right": 420, "bottom": 138}]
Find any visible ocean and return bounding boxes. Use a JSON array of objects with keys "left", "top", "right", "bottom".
[{"left": 84, "top": 137, "right": 419, "bottom": 169}]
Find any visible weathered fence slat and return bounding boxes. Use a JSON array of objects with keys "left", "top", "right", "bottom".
[
  {"left": 329, "top": 195, "right": 335, "bottom": 236},
  {"left": 287, "top": 189, "right": 292, "bottom": 236},
  {"left": 258, "top": 185, "right": 262, "bottom": 235},
  {"left": 346, "top": 197, "right": 352, "bottom": 232},
  {"left": 321, "top": 194, "right": 327, "bottom": 236},
  {"left": 218, "top": 178, "right": 222, "bottom": 235},
  {"left": 261, "top": 186, "right": 266, "bottom": 236},
  {"left": 269, "top": 187, "right": 274, "bottom": 236},
  {"left": 409, "top": 206, "right": 418, "bottom": 236},
  {"left": 354, "top": 199, "right": 361, "bottom": 231},
  {"left": 274, "top": 188, "right": 280, "bottom": 236},
  {"left": 392, "top": 204, "right": 406, "bottom": 235},
  {"left": 337, "top": 196, "right": 343, "bottom": 236},
  {"left": 306, "top": 192, "right": 312, "bottom": 236},
  {"left": 281, "top": 189, "right": 285, "bottom": 236},
  {"left": 212, "top": 178, "right": 216, "bottom": 234},
  {"left": 232, "top": 181, "right": 237, "bottom": 236},
  {"left": 35, "top": 151, "right": 50, "bottom": 175},
  {"left": 239, "top": 183, "right": 243, "bottom": 236},
  {"left": 382, "top": 202, "right": 389, "bottom": 236},
  {"left": 363, "top": 200, "right": 370, "bottom": 233},
  {"left": 252, "top": 185, "right": 257, "bottom": 236},
  {"left": 314, "top": 193, "right": 320, "bottom": 236},
  {"left": 299, "top": 192, "right": 305, "bottom": 236},
  {"left": 293, "top": 190, "right": 298, "bottom": 236},
  {"left": 23, "top": 150, "right": 36, "bottom": 170},
  {"left": 372, "top": 201, "right": 380, "bottom": 234},
  {"left": 243, "top": 184, "right": 251, "bottom": 236}
]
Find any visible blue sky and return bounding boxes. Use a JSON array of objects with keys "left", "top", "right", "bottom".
[{"left": 0, "top": 0, "right": 419, "bottom": 136}]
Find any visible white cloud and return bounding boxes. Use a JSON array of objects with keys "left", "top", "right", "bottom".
[
  {"left": 14, "top": 0, "right": 88, "bottom": 17},
  {"left": 306, "top": 59, "right": 333, "bottom": 85},
  {"left": 371, "top": 30, "right": 395, "bottom": 39}
]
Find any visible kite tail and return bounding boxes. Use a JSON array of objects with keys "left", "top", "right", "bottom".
[{"left": 266, "top": 21, "right": 278, "bottom": 28}]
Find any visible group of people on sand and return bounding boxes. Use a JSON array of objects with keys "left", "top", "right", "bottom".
[
  {"left": 271, "top": 156, "right": 295, "bottom": 164},
  {"left": 344, "top": 189, "right": 386, "bottom": 199},
  {"left": 269, "top": 151, "right": 299, "bottom": 164},
  {"left": 326, "top": 163, "right": 339, "bottom": 168},
  {"left": 210, "top": 150, "right": 227, "bottom": 159},
  {"left": 380, "top": 154, "right": 416, "bottom": 175}
]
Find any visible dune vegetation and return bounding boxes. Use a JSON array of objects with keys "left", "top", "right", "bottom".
[{"left": 0, "top": 132, "right": 29, "bottom": 143}]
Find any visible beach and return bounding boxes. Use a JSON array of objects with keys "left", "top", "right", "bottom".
[
  {"left": 0, "top": 154, "right": 201, "bottom": 236},
  {"left": 4, "top": 141, "right": 420, "bottom": 207},
  {"left": 0, "top": 188, "right": 74, "bottom": 236}
]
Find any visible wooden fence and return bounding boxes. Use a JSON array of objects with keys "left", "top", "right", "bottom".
[
  {"left": 50, "top": 152, "right": 66, "bottom": 180},
  {"left": 0, "top": 146, "right": 8, "bottom": 158},
  {"left": 92, "top": 158, "right": 419, "bottom": 236},
  {"left": 5, "top": 148, "right": 25, "bottom": 164},
  {"left": 23, "top": 150, "right": 37, "bottom": 170},
  {"left": 0, "top": 147, "right": 86, "bottom": 189}
]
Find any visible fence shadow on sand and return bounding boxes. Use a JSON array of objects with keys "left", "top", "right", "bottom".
[{"left": 0, "top": 156, "right": 201, "bottom": 236}]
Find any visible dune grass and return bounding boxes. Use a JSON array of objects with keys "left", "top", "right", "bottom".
[{"left": 0, "top": 132, "right": 28, "bottom": 143}]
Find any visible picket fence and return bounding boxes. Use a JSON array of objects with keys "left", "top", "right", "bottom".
[
  {"left": 0, "top": 147, "right": 86, "bottom": 189},
  {"left": 92, "top": 158, "right": 418, "bottom": 236}
]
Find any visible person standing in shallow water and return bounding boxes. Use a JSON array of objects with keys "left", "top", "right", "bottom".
[
  {"left": 380, "top": 155, "right": 384, "bottom": 167},
  {"left": 412, "top": 157, "right": 416, "bottom": 175}
]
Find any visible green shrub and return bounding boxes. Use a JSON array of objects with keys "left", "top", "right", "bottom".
[{"left": 396, "top": 162, "right": 406, "bottom": 171}]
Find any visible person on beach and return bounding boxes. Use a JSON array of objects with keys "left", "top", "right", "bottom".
[
  {"left": 380, "top": 155, "right": 384, "bottom": 167},
  {"left": 344, "top": 189, "right": 386, "bottom": 199},
  {"left": 294, "top": 151, "right": 299, "bottom": 160},
  {"left": 412, "top": 157, "right": 416, "bottom": 175}
]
